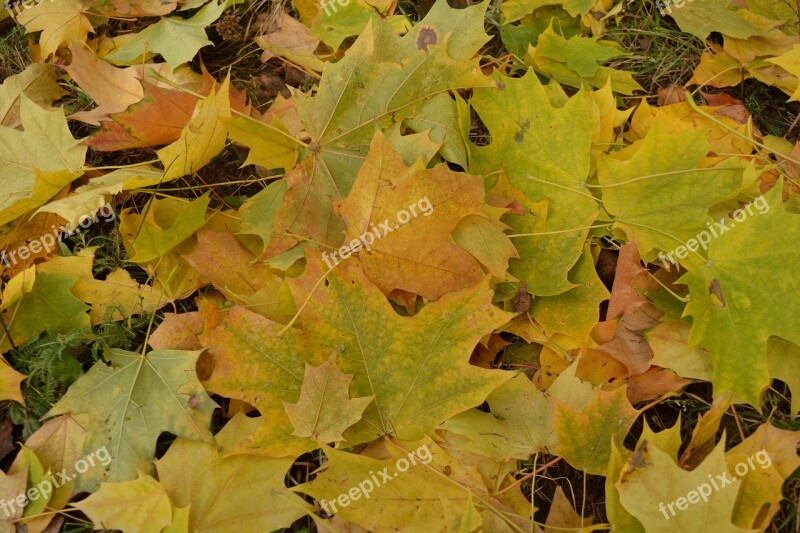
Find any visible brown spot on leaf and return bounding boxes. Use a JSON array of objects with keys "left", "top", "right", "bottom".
[
  {"left": 416, "top": 27, "right": 438, "bottom": 52},
  {"left": 708, "top": 278, "right": 726, "bottom": 307},
  {"left": 514, "top": 119, "right": 530, "bottom": 143},
  {"left": 512, "top": 282, "right": 531, "bottom": 313},
  {"left": 629, "top": 440, "right": 648, "bottom": 469}
]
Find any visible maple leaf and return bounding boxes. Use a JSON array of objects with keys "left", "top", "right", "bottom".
[
  {"left": 90, "top": 0, "right": 178, "bottom": 17},
  {"left": 35, "top": 164, "right": 163, "bottom": 229},
  {"left": 727, "top": 423, "right": 800, "bottom": 528},
  {"left": 265, "top": 4, "right": 493, "bottom": 256},
  {"left": 38, "top": 249, "right": 164, "bottom": 325},
  {"left": 597, "top": 121, "right": 746, "bottom": 267},
  {"left": 525, "top": 25, "right": 643, "bottom": 94},
  {"left": 157, "top": 77, "right": 231, "bottom": 181},
  {"left": 470, "top": 71, "right": 599, "bottom": 296},
  {"left": 0, "top": 96, "right": 86, "bottom": 226},
  {"left": 627, "top": 96, "right": 756, "bottom": 157},
  {"left": 22, "top": 414, "right": 87, "bottom": 531},
  {"left": 311, "top": 0, "right": 410, "bottom": 50},
  {"left": 104, "top": 0, "right": 232, "bottom": 69},
  {"left": 440, "top": 373, "right": 556, "bottom": 460},
  {"left": 237, "top": 180, "right": 287, "bottom": 255},
  {"left": 334, "top": 131, "right": 488, "bottom": 300},
  {"left": 767, "top": 339, "right": 800, "bottom": 416},
  {"left": 405, "top": 92, "right": 472, "bottom": 168},
  {"left": 0, "top": 359, "right": 25, "bottom": 404},
  {"left": 647, "top": 320, "right": 714, "bottom": 381},
  {"left": 225, "top": 114, "right": 300, "bottom": 172},
  {"left": 85, "top": 67, "right": 250, "bottom": 152},
  {"left": 608, "top": 241, "right": 651, "bottom": 319},
  {"left": 767, "top": 44, "right": 800, "bottom": 101},
  {"left": 550, "top": 364, "right": 640, "bottom": 475},
  {"left": 181, "top": 229, "right": 296, "bottom": 323},
  {"left": 62, "top": 44, "right": 144, "bottom": 126},
  {"left": 616, "top": 440, "right": 750, "bottom": 532},
  {"left": 200, "top": 253, "right": 514, "bottom": 455},
  {"left": 452, "top": 213, "right": 520, "bottom": 280},
  {"left": 120, "top": 194, "right": 210, "bottom": 263},
  {"left": 0, "top": 64, "right": 65, "bottom": 128},
  {"left": 10, "top": 445, "right": 53, "bottom": 520},
  {"left": 545, "top": 486, "right": 593, "bottom": 531},
  {"left": 666, "top": 0, "right": 766, "bottom": 40},
  {"left": 72, "top": 472, "right": 174, "bottom": 532},
  {"left": 16, "top": 0, "right": 94, "bottom": 58},
  {"left": 46, "top": 348, "right": 217, "bottom": 489},
  {"left": 296, "top": 437, "right": 528, "bottom": 531},
  {"left": 0, "top": 468, "right": 26, "bottom": 527},
  {"left": 0, "top": 272, "right": 90, "bottom": 353},
  {"left": 84, "top": 82, "right": 200, "bottom": 151},
  {"left": 255, "top": 12, "right": 325, "bottom": 72},
  {"left": 531, "top": 246, "right": 610, "bottom": 344},
  {"left": 404, "top": 0, "right": 491, "bottom": 60},
  {"left": 501, "top": 0, "right": 593, "bottom": 21},
  {"left": 148, "top": 312, "right": 203, "bottom": 351},
  {"left": 680, "top": 184, "right": 800, "bottom": 407},
  {"left": 155, "top": 412, "right": 314, "bottom": 531},
  {"left": 283, "top": 356, "right": 374, "bottom": 442}
]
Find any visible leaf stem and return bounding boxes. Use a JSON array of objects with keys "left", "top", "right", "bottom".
[
  {"left": 507, "top": 223, "right": 613, "bottom": 238},
  {"left": 275, "top": 260, "right": 340, "bottom": 338}
]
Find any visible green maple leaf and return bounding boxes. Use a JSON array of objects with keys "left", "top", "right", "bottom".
[
  {"left": 311, "top": 0, "right": 411, "bottom": 51},
  {"left": 46, "top": 348, "right": 217, "bottom": 490},
  {"left": 666, "top": 0, "right": 766, "bottom": 41},
  {"left": 0, "top": 272, "right": 90, "bottom": 352},
  {"left": 470, "top": 70, "right": 599, "bottom": 296},
  {"left": 597, "top": 120, "right": 745, "bottom": 268},
  {"left": 237, "top": 180, "right": 288, "bottom": 255},
  {"left": 524, "top": 25, "right": 642, "bottom": 95},
  {"left": 104, "top": 0, "right": 232, "bottom": 69},
  {"left": 405, "top": 92, "right": 471, "bottom": 168},
  {"left": 532, "top": 245, "right": 610, "bottom": 343},
  {"left": 680, "top": 184, "right": 800, "bottom": 407},
  {"left": 225, "top": 115, "right": 299, "bottom": 172},
  {"left": 501, "top": 0, "right": 593, "bottom": 22},
  {"left": 120, "top": 193, "right": 210, "bottom": 263}
]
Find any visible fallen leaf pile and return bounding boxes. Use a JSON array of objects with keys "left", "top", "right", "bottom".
[{"left": 0, "top": 0, "right": 799, "bottom": 531}]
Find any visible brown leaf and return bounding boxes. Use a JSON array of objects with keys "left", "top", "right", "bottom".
[
  {"left": 596, "top": 303, "right": 663, "bottom": 376},
  {"left": 657, "top": 84, "right": 687, "bottom": 105},
  {"left": 701, "top": 92, "right": 743, "bottom": 105},
  {"left": 608, "top": 241, "right": 649, "bottom": 319},
  {"left": 627, "top": 367, "right": 691, "bottom": 404},
  {"left": 711, "top": 104, "right": 750, "bottom": 124}
]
